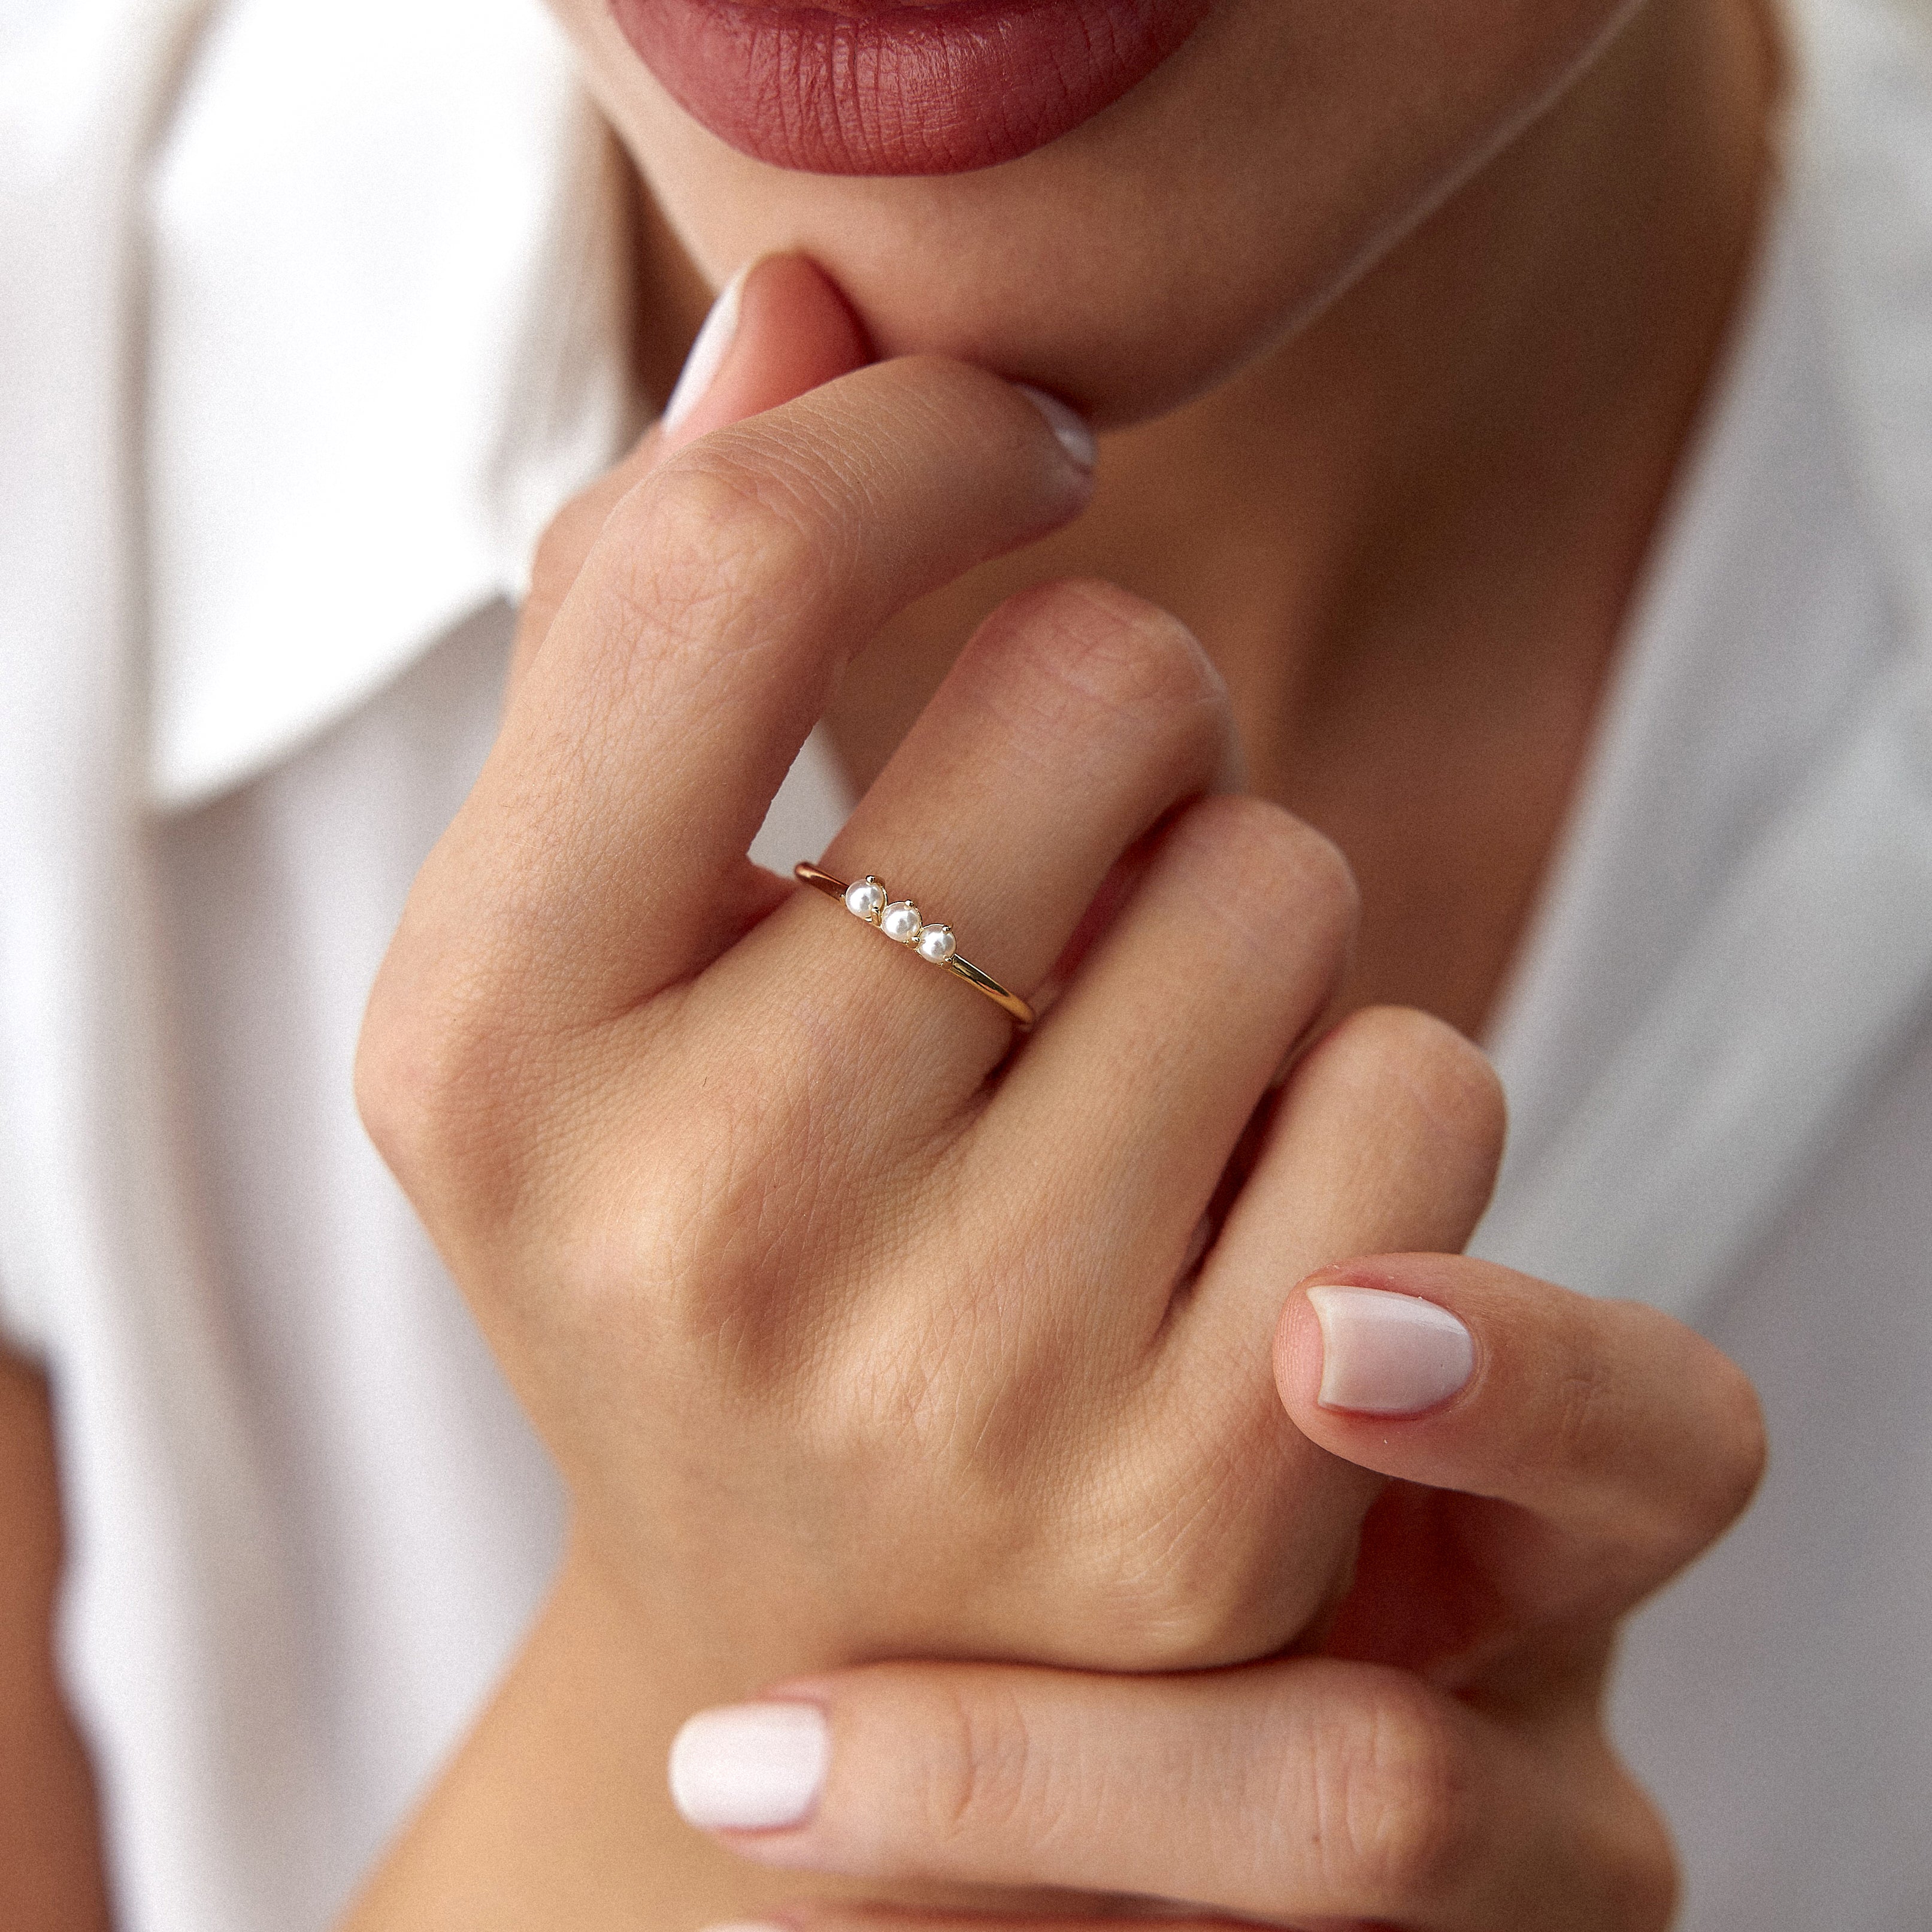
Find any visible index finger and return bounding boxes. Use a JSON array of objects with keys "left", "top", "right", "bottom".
[
  {"left": 389, "top": 287, "right": 1095, "bottom": 1040},
  {"left": 507, "top": 256, "right": 875, "bottom": 691}
]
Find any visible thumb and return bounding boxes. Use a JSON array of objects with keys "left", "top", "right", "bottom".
[
  {"left": 510, "top": 253, "right": 871, "bottom": 689},
  {"left": 1272, "top": 1253, "right": 1766, "bottom": 1660}
]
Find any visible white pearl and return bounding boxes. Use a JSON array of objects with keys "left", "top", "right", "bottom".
[
  {"left": 916, "top": 925, "right": 956, "bottom": 964},
  {"left": 844, "top": 879, "right": 886, "bottom": 921},
  {"left": 880, "top": 900, "right": 923, "bottom": 943}
]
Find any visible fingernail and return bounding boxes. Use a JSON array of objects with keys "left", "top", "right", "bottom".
[
  {"left": 1307, "top": 1285, "right": 1474, "bottom": 1416},
  {"left": 669, "top": 1701, "right": 829, "bottom": 1831},
  {"left": 1013, "top": 383, "right": 1098, "bottom": 471},
  {"left": 662, "top": 265, "right": 749, "bottom": 431}
]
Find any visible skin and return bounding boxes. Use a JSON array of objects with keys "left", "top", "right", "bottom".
[
  {"left": 732, "top": 1253, "right": 1767, "bottom": 1929},
  {"left": 562, "top": 0, "right": 1687, "bottom": 420},
  {"left": 573, "top": 0, "right": 1777, "bottom": 1035},
  {"left": 0, "top": 0, "right": 1779, "bottom": 1922},
  {"left": 0, "top": 1349, "right": 111, "bottom": 1931}
]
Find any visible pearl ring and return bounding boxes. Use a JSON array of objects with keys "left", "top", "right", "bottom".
[{"left": 794, "top": 862, "right": 1034, "bottom": 1029}]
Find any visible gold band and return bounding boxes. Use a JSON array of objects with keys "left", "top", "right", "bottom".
[{"left": 794, "top": 863, "right": 1035, "bottom": 1029}]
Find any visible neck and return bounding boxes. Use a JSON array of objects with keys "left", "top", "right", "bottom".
[
  {"left": 660, "top": 0, "right": 1778, "bottom": 1038},
  {"left": 1091, "top": 0, "right": 1773, "bottom": 757}
]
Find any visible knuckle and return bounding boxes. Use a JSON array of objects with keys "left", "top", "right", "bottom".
[
  {"left": 351, "top": 881, "right": 595, "bottom": 1224},
  {"left": 352, "top": 1001, "right": 422, "bottom": 1182},
  {"left": 1108, "top": 1551, "right": 1267, "bottom": 1670},
  {"left": 971, "top": 578, "right": 1230, "bottom": 761},
  {"left": 1189, "top": 792, "right": 1356, "bottom": 899},
  {"left": 1069, "top": 1536, "right": 1257, "bottom": 1675},
  {"left": 1549, "top": 1340, "right": 1624, "bottom": 1483},
  {"left": 1323, "top": 1677, "right": 1482, "bottom": 1909},
  {"left": 1577, "top": 1746, "right": 1680, "bottom": 1931},
  {"left": 916, "top": 1676, "right": 1040, "bottom": 1852},
  {"left": 1170, "top": 794, "right": 1361, "bottom": 957},
  {"left": 1605, "top": 1795, "right": 1681, "bottom": 1932},
  {"left": 1321, "top": 1004, "right": 1507, "bottom": 1161},
  {"left": 610, "top": 452, "right": 843, "bottom": 657},
  {"left": 1076, "top": 1426, "right": 1358, "bottom": 1671},
  {"left": 353, "top": 958, "right": 522, "bottom": 1210},
  {"left": 1109, "top": 1552, "right": 1329, "bottom": 1673}
]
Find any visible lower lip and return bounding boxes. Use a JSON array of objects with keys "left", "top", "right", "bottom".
[{"left": 609, "top": 0, "right": 1216, "bottom": 176}]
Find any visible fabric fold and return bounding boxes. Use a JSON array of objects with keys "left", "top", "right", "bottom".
[{"left": 143, "top": 0, "right": 634, "bottom": 810}]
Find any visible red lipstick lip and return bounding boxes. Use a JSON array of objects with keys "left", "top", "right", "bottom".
[{"left": 608, "top": 0, "right": 1218, "bottom": 176}]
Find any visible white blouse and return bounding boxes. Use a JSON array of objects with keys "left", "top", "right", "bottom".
[{"left": 2, "top": 1, "right": 1930, "bottom": 1927}]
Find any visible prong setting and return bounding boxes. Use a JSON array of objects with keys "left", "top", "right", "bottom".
[
  {"left": 836, "top": 876, "right": 958, "bottom": 964},
  {"left": 796, "top": 861, "right": 1032, "bottom": 1028},
  {"left": 880, "top": 900, "right": 923, "bottom": 944}
]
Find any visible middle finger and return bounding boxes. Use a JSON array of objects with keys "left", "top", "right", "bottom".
[{"left": 982, "top": 791, "right": 1358, "bottom": 1319}]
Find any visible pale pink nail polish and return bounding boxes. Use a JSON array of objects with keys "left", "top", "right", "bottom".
[
  {"left": 1013, "top": 383, "right": 1098, "bottom": 470},
  {"left": 662, "top": 266, "right": 747, "bottom": 431},
  {"left": 669, "top": 1702, "right": 828, "bottom": 1830},
  {"left": 1307, "top": 1285, "right": 1474, "bottom": 1415}
]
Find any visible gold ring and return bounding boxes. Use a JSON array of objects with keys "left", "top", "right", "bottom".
[{"left": 794, "top": 863, "right": 1035, "bottom": 1029}]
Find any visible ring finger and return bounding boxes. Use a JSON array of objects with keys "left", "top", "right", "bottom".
[{"left": 700, "top": 577, "right": 1241, "bottom": 1107}]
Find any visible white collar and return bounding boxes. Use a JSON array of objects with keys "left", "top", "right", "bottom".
[{"left": 143, "top": 0, "right": 637, "bottom": 811}]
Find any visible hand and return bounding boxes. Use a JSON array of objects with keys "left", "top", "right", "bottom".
[
  {"left": 356, "top": 253, "right": 1504, "bottom": 1686},
  {"left": 673, "top": 1254, "right": 1766, "bottom": 1930}
]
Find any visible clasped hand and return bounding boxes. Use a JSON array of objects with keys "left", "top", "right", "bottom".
[{"left": 356, "top": 258, "right": 1764, "bottom": 1929}]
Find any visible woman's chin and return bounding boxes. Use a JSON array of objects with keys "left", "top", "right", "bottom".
[
  {"left": 556, "top": 0, "right": 1642, "bottom": 427},
  {"left": 692, "top": 205, "right": 1306, "bottom": 428},
  {"left": 605, "top": 74, "right": 1319, "bottom": 427},
  {"left": 841, "top": 255, "right": 1301, "bottom": 431}
]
